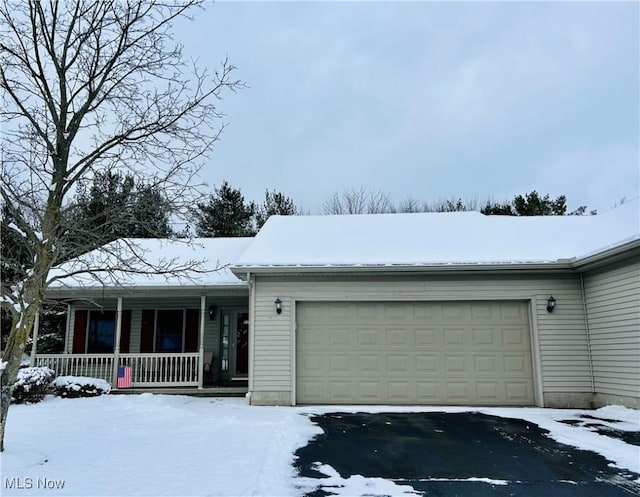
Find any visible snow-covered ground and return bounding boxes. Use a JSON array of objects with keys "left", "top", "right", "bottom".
[{"left": 2, "top": 395, "right": 639, "bottom": 496}]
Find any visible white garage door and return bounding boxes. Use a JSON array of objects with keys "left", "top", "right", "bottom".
[{"left": 296, "top": 301, "right": 534, "bottom": 405}]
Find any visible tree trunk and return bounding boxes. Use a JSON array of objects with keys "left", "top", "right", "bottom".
[{"left": 0, "top": 305, "right": 38, "bottom": 452}]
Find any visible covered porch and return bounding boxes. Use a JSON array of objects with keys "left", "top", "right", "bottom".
[{"left": 36, "top": 288, "right": 250, "bottom": 391}]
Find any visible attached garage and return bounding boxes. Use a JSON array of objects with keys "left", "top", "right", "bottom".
[
  {"left": 234, "top": 205, "right": 638, "bottom": 408},
  {"left": 296, "top": 301, "right": 535, "bottom": 406}
]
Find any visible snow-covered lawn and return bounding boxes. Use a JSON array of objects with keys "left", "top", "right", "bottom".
[{"left": 2, "top": 394, "right": 639, "bottom": 496}]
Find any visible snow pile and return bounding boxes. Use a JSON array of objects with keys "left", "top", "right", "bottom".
[
  {"left": 52, "top": 376, "right": 111, "bottom": 393},
  {"left": 297, "top": 463, "right": 420, "bottom": 496}
]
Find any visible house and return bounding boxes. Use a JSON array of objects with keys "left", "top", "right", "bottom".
[{"left": 40, "top": 201, "right": 640, "bottom": 408}]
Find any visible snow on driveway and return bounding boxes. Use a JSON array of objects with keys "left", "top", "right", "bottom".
[{"left": 2, "top": 395, "right": 638, "bottom": 496}]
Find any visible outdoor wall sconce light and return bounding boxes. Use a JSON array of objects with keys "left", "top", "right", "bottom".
[
  {"left": 274, "top": 298, "right": 282, "bottom": 315},
  {"left": 546, "top": 295, "right": 556, "bottom": 313},
  {"left": 208, "top": 305, "right": 216, "bottom": 320}
]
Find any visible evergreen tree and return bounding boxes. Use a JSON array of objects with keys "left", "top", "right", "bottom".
[
  {"left": 513, "top": 191, "right": 566, "bottom": 216},
  {"left": 255, "top": 189, "right": 299, "bottom": 229},
  {"left": 480, "top": 201, "right": 515, "bottom": 215},
  {"left": 481, "top": 191, "right": 592, "bottom": 216},
  {"left": 194, "top": 181, "right": 256, "bottom": 237},
  {"left": 65, "top": 171, "right": 174, "bottom": 257},
  {"left": 129, "top": 183, "right": 174, "bottom": 238}
]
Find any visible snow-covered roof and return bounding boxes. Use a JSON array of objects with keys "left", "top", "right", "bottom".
[
  {"left": 48, "top": 237, "right": 253, "bottom": 289},
  {"left": 234, "top": 200, "right": 640, "bottom": 268}
]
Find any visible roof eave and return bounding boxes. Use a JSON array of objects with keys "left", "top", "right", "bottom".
[
  {"left": 45, "top": 282, "right": 248, "bottom": 299},
  {"left": 573, "top": 238, "right": 640, "bottom": 272},
  {"left": 230, "top": 261, "right": 576, "bottom": 279}
]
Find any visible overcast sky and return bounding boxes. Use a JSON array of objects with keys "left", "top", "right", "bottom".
[{"left": 175, "top": 1, "right": 639, "bottom": 214}]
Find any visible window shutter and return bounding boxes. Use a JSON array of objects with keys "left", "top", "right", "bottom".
[
  {"left": 72, "top": 310, "right": 88, "bottom": 353},
  {"left": 184, "top": 309, "right": 199, "bottom": 353},
  {"left": 140, "top": 310, "right": 155, "bottom": 353},
  {"left": 119, "top": 310, "right": 132, "bottom": 353}
]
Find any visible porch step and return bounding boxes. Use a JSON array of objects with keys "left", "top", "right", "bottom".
[{"left": 111, "top": 387, "right": 248, "bottom": 397}]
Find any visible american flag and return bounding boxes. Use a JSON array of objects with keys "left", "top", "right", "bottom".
[{"left": 117, "top": 366, "right": 132, "bottom": 388}]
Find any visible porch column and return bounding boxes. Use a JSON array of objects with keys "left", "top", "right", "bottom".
[
  {"left": 198, "top": 295, "right": 206, "bottom": 389},
  {"left": 29, "top": 310, "right": 40, "bottom": 365},
  {"left": 112, "top": 297, "right": 123, "bottom": 388},
  {"left": 64, "top": 303, "right": 71, "bottom": 353}
]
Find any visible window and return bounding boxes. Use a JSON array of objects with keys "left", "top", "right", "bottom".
[
  {"left": 155, "top": 310, "right": 184, "bottom": 352},
  {"left": 87, "top": 311, "right": 116, "bottom": 353},
  {"left": 140, "top": 308, "right": 199, "bottom": 353}
]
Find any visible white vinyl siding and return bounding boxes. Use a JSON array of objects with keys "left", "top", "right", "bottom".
[
  {"left": 250, "top": 273, "right": 591, "bottom": 406},
  {"left": 584, "top": 259, "right": 640, "bottom": 403}
]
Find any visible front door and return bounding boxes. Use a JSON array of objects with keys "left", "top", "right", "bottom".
[{"left": 219, "top": 309, "right": 249, "bottom": 382}]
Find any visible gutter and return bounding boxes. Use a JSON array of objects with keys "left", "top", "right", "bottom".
[
  {"left": 572, "top": 238, "right": 640, "bottom": 272},
  {"left": 45, "top": 283, "right": 249, "bottom": 299},
  {"left": 230, "top": 261, "right": 577, "bottom": 280},
  {"left": 230, "top": 239, "right": 640, "bottom": 280}
]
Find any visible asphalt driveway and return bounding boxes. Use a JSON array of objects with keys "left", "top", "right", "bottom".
[{"left": 294, "top": 412, "right": 640, "bottom": 497}]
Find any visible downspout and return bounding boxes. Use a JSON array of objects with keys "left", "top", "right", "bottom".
[
  {"left": 112, "top": 297, "right": 123, "bottom": 389},
  {"left": 580, "top": 273, "right": 596, "bottom": 402},
  {"left": 198, "top": 295, "right": 206, "bottom": 389},
  {"left": 247, "top": 272, "right": 255, "bottom": 404},
  {"left": 64, "top": 303, "right": 71, "bottom": 353}
]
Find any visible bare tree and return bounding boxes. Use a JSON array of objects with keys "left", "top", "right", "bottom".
[
  {"left": 323, "top": 187, "right": 394, "bottom": 214},
  {"left": 397, "top": 195, "right": 422, "bottom": 213},
  {"left": 0, "top": 0, "right": 242, "bottom": 450}
]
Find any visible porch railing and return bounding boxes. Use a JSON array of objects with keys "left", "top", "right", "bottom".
[
  {"left": 35, "top": 354, "right": 115, "bottom": 384},
  {"left": 120, "top": 353, "right": 199, "bottom": 387},
  {"left": 35, "top": 353, "right": 200, "bottom": 388}
]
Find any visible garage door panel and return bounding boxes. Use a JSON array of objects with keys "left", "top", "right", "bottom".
[
  {"left": 414, "top": 305, "right": 436, "bottom": 319},
  {"left": 387, "top": 354, "right": 412, "bottom": 374},
  {"left": 329, "top": 354, "right": 354, "bottom": 374},
  {"left": 358, "top": 354, "right": 384, "bottom": 374},
  {"left": 359, "top": 380, "right": 384, "bottom": 400},
  {"left": 329, "top": 328, "right": 352, "bottom": 346},
  {"left": 443, "top": 328, "right": 466, "bottom": 346},
  {"left": 296, "top": 301, "right": 534, "bottom": 405},
  {"left": 388, "top": 381, "right": 414, "bottom": 401},
  {"left": 416, "top": 381, "right": 442, "bottom": 401},
  {"left": 474, "top": 355, "right": 499, "bottom": 373},
  {"left": 505, "top": 382, "right": 531, "bottom": 401},
  {"left": 502, "top": 328, "right": 528, "bottom": 347},
  {"left": 476, "top": 381, "right": 501, "bottom": 401},
  {"left": 443, "top": 304, "right": 466, "bottom": 320},
  {"left": 356, "top": 328, "right": 381, "bottom": 346},
  {"left": 504, "top": 354, "right": 530, "bottom": 373},
  {"left": 386, "top": 328, "right": 414, "bottom": 346},
  {"left": 472, "top": 328, "right": 496, "bottom": 346},
  {"left": 415, "top": 328, "right": 440, "bottom": 346},
  {"left": 500, "top": 303, "right": 528, "bottom": 320},
  {"left": 416, "top": 354, "right": 442, "bottom": 373}
]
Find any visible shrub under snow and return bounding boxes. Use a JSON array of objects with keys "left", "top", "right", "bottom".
[
  {"left": 52, "top": 376, "right": 111, "bottom": 398},
  {"left": 11, "top": 366, "right": 56, "bottom": 404}
]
